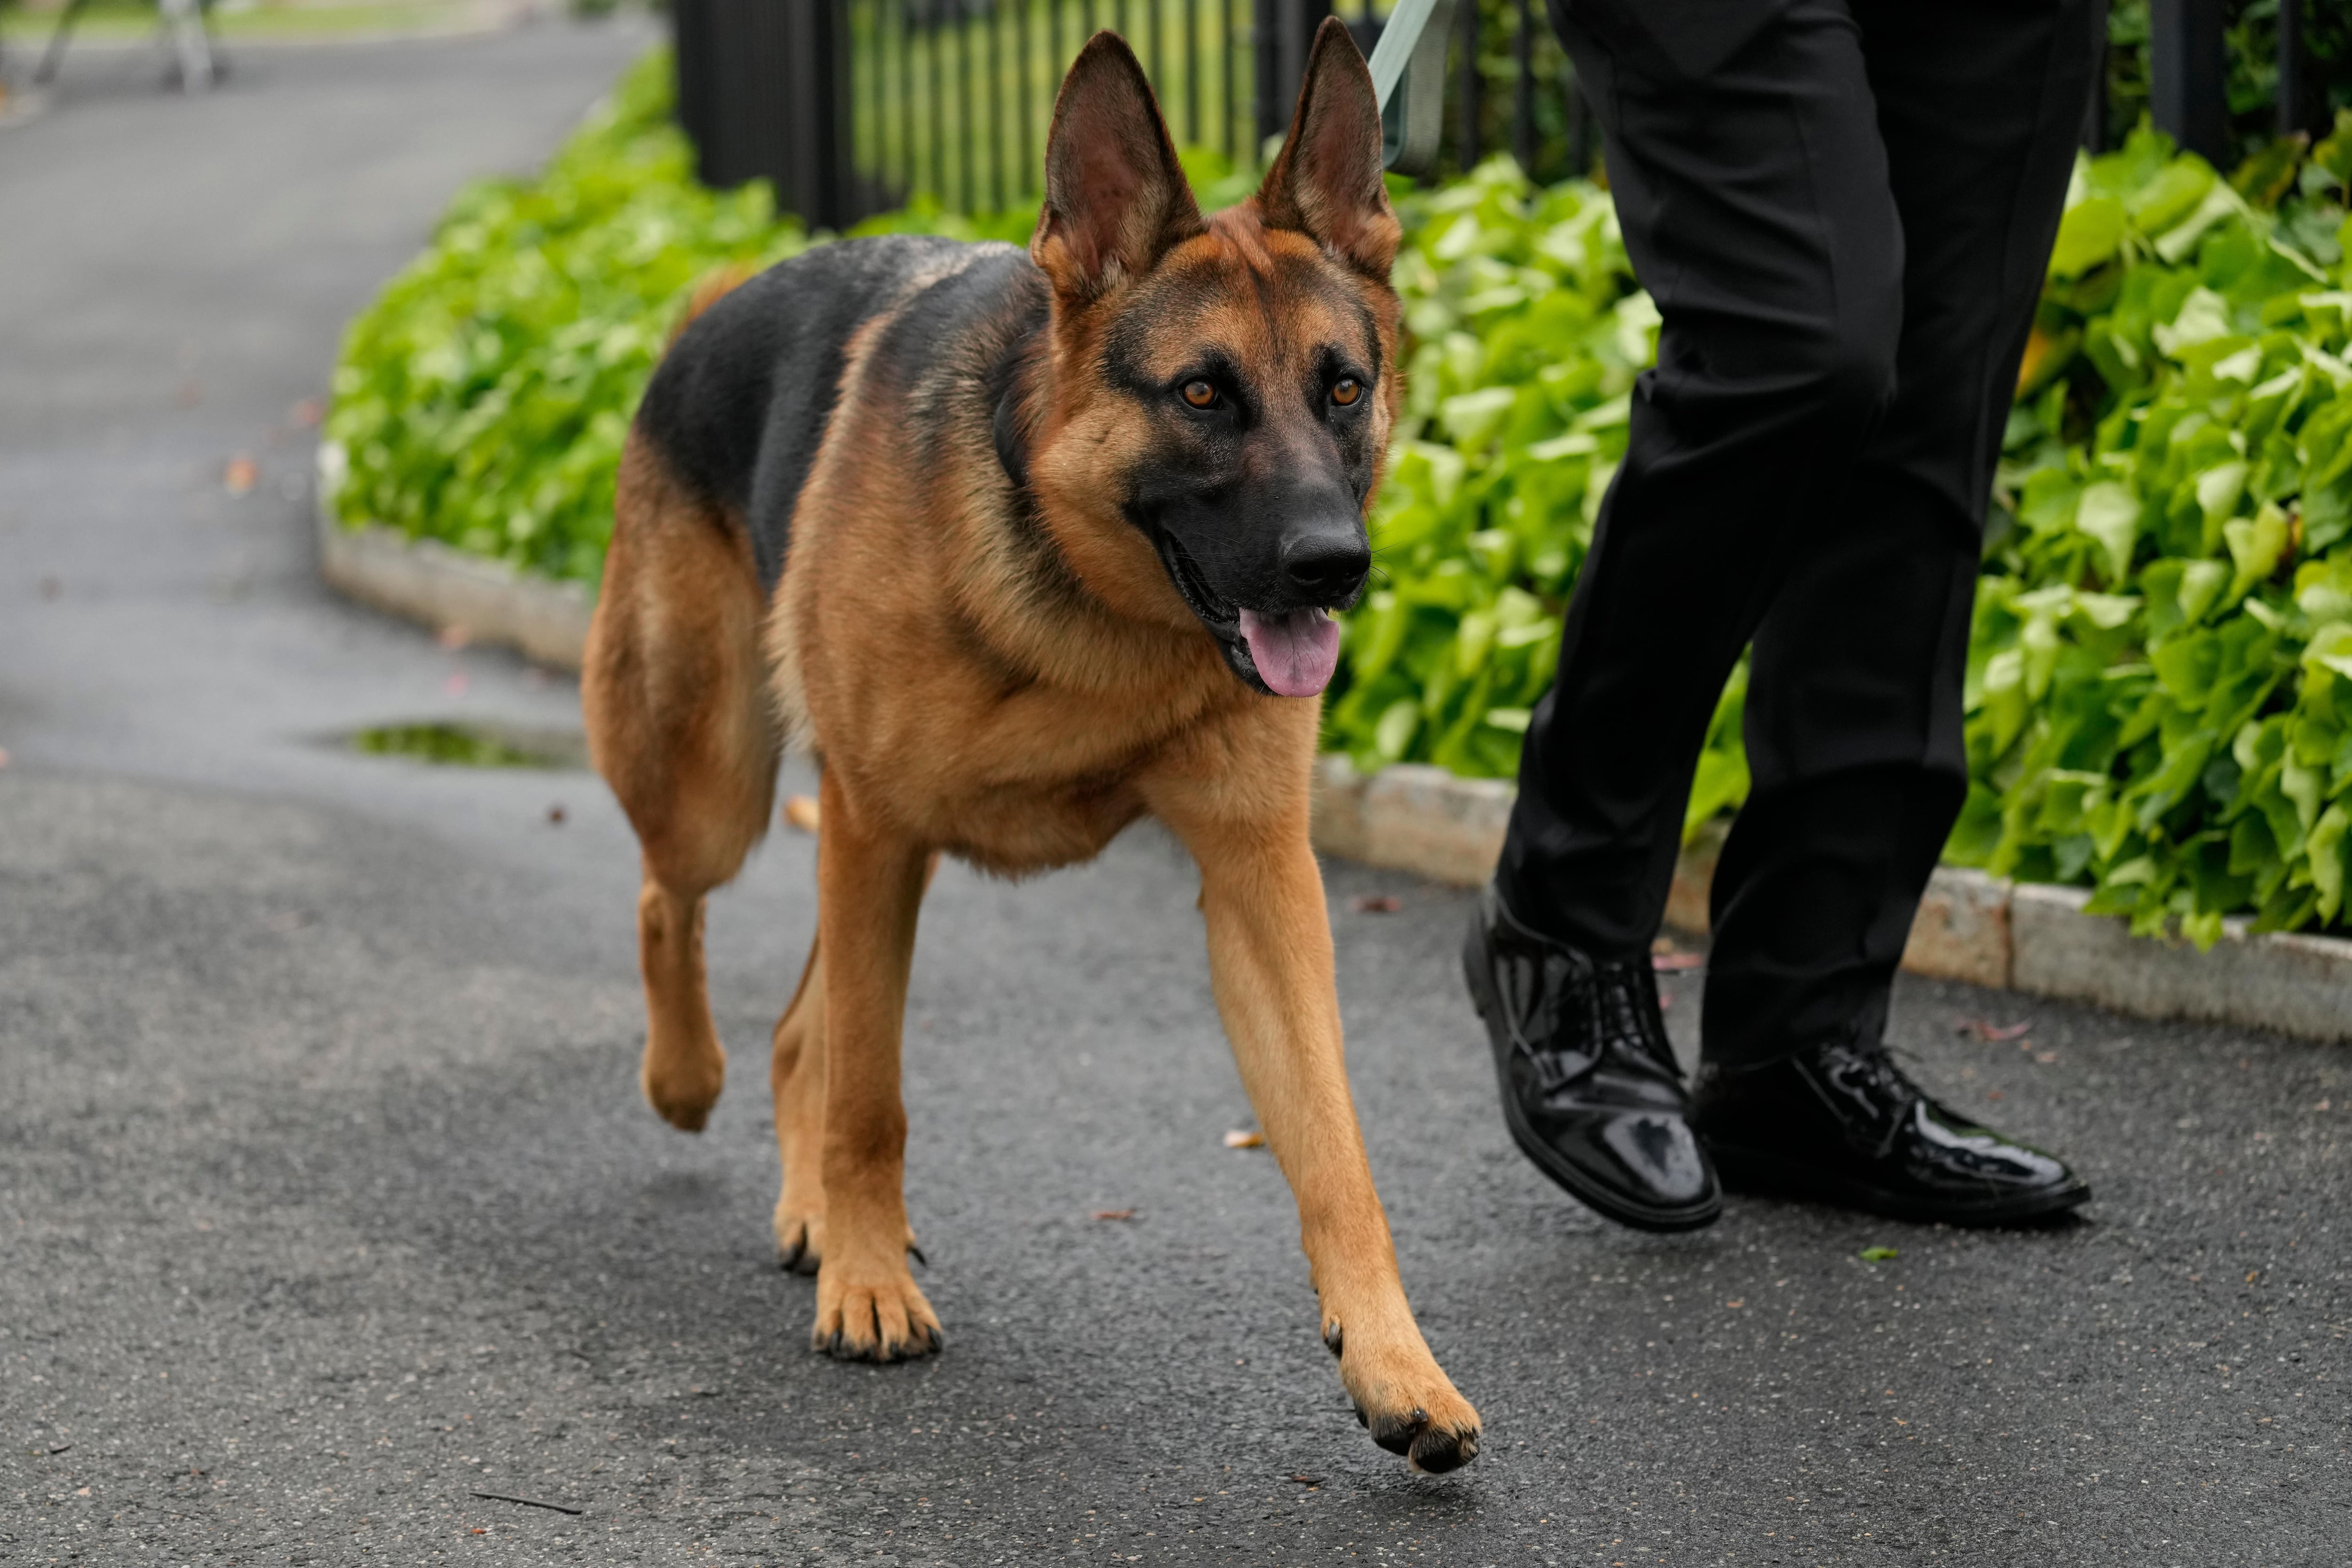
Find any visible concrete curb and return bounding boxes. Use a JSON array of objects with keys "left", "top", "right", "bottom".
[
  {"left": 315, "top": 443, "right": 592, "bottom": 671},
  {"left": 1310, "top": 754, "right": 2352, "bottom": 1044},
  {"left": 306, "top": 475, "right": 2352, "bottom": 1043}
]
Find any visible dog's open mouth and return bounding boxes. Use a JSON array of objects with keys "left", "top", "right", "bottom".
[{"left": 1155, "top": 533, "right": 1342, "bottom": 700}]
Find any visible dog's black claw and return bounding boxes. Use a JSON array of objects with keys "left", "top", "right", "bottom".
[
  {"left": 924, "top": 1325, "right": 943, "bottom": 1353},
  {"left": 779, "top": 1243, "right": 804, "bottom": 1272},
  {"left": 906, "top": 1243, "right": 929, "bottom": 1268},
  {"left": 1351, "top": 1403, "right": 1368, "bottom": 1429},
  {"left": 1409, "top": 1424, "right": 1477, "bottom": 1475},
  {"left": 1367, "top": 1405, "right": 1429, "bottom": 1458},
  {"left": 1321, "top": 1321, "right": 1344, "bottom": 1358}
]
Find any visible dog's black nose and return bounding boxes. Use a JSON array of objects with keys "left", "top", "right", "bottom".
[{"left": 1280, "top": 531, "right": 1370, "bottom": 605}]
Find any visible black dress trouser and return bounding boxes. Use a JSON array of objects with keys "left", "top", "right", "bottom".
[{"left": 1499, "top": 0, "right": 2103, "bottom": 1067}]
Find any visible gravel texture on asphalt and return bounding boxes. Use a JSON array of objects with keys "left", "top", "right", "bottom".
[{"left": 2, "top": 22, "right": 2347, "bottom": 1567}]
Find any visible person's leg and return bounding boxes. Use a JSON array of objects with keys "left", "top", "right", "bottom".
[
  {"left": 1469, "top": 0, "right": 1905, "bottom": 1233},
  {"left": 1686, "top": 0, "right": 2103, "bottom": 1224},
  {"left": 1700, "top": 0, "right": 2105, "bottom": 1069},
  {"left": 1496, "top": 0, "right": 1904, "bottom": 957}
]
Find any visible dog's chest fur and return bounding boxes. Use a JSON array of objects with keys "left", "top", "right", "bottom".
[{"left": 653, "top": 237, "right": 1268, "bottom": 874}]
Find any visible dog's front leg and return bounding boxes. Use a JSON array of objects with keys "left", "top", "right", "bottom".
[
  {"left": 1167, "top": 807, "right": 1479, "bottom": 1473},
  {"left": 808, "top": 768, "right": 941, "bottom": 1362}
]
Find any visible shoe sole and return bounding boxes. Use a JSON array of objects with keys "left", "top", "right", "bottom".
[
  {"left": 1462, "top": 924, "right": 1722, "bottom": 1234},
  {"left": 1708, "top": 1143, "right": 2092, "bottom": 1227}
]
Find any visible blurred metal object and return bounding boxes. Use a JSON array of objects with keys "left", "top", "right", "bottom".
[
  {"left": 1366, "top": 0, "right": 1453, "bottom": 175},
  {"left": 2148, "top": 0, "right": 2225, "bottom": 163},
  {"left": 673, "top": 0, "right": 852, "bottom": 229}
]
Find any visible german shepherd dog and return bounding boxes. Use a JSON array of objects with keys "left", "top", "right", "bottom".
[{"left": 582, "top": 20, "right": 1479, "bottom": 1472}]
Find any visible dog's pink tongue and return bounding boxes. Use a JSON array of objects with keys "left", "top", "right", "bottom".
[{"left": 1238, "top": 608, "right": 1341, "bottom": 698}]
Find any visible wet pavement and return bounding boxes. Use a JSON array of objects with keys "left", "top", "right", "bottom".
[{"left": 2, "top": 21, "right": 2347, "bottom": 1567}]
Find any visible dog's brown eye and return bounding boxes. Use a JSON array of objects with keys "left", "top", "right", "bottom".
[
  {"left": 1182, "top": 379, "right": 1217, "bottom": 409},
  {"left": 1331, "top": 377, "right": 1362, "bottom": 407}
]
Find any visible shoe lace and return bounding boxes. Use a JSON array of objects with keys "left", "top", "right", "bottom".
[
  {"left": 1814, "top": 1034, "right": 1923, "bottom": 1153},
  {"left": 1521, "top": 951, "right": 1676, "bottom": 1089}
]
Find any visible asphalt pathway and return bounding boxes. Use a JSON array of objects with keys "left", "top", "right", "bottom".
[{"left": 1, "top": 22, "right": 2346, "bottom": 1567}]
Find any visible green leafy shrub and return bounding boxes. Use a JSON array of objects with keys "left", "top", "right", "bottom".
[
  {"left": 326, "top": 49, "right": 809, "bottom": 583},
  {"left": 1325, "top": 119, "right": 2352, "bottom": 940},
  {"left": 327, "top": 45, "right": 2352, "bottom": 939},
  {"left": 1959, "top": 117, "right": 2352, "bottom": 941}
]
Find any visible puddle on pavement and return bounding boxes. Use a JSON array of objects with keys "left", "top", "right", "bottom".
[{"left": 345, "top": 721, "right": 588, "bottom": 770}]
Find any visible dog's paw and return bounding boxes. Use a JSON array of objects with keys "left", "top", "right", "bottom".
[
  {"left": 641, "top": 1038, "right": 725, "bottom": 1132},
  {"left": 772, "top": 1201, "right": 824, "bottom": 1274},
  {"left": 810, "top": 1256, "right": 942, "bottom": 1363},
  {"left": 1335, "top": 1335, "right": 1480, "bottom": 1474}
]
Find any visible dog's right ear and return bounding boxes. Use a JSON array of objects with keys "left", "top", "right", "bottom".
[{"left": 1032, "top": 32, "right": 1204, "bottom": 302}]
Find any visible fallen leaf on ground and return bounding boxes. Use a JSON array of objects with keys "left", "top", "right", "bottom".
[
  {"left": 1090, "top": 1209, "right": 1135, "bottom": 1222},
  {"left": 1286, "top": 1474, "right": 1322, "bottom": 1486},
  {"left": 223, "top": 455, "right": 257, "bottom": 495},
  {"left": 1351, "top": 893, "right": 1401, "bottom": 914},
  {"left": 546, "top": 804, "right": 566, "bottom": 826},
  {"left": 1985, "top": 1089, "right": 2005, "bottom": 1101},
  {"left": 1858, "top": 1247, "right": 1899, "bottom": 1262},
  {"left": 1651, "top": 952, "right": 1704, "bottom": 972},
  {"left": 1725, "top": 1299, "right": 1744, "bottom": 1308},
  {"left": 437, "top": 624, "right": 472, "bottom": 650},
  {"left": 1223, "top": 1129, "right": 1264, "bottom": 1149},
  {"left": 782, "top": 795, "right": 820, "bottom": 833},
  {"left": 1957, "top": 1018, "right": 2032, "bottom": 1042},
  {"left": 2034, "top": 1050, "right": 2058, "bottom": 1064}
]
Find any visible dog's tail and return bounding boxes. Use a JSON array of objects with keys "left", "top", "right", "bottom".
[{"left": 670, "top": 262, "right": 754, "bottom": 344}]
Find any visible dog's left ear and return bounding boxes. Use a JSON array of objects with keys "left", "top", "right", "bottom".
[
  {"left": 1033, "top": 32, "right": 1205, "bottom": 301},
  {"left": 1256, "top": 17, "right": 1400, "bottom": 280}
]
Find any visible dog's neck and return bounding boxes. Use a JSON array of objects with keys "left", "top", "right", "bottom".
[{"left": 986, "top": 293, "right": 1050, "bottom": 498}]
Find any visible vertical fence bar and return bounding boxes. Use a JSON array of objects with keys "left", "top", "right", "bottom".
[
  {"left": 2278, "top": 0, "right": 2308, "bottom": 137},
  {"left": 1184, "top": 0, "right": 1199, "bottom": 147},
  {"left": 1019, "top": 0, "right": 1034, "bottom": 194},
  {"left": 1223, "top": 0, "right": 1238, "bottom": 159},
  {"left": 958, "top": 0, "right": 975, "bottom": 211},
  {"left": 930, "top": 0, "right": 946, "bottom": 198},
  {"left": 989, "top": 0, "right": 1006, "bottom": 207},
  {"left": 1449, "top": 0, "right": 1468, "bottom": 169},
  {"left": 1512, "top": 0, "right": 1533, "bottom": 174},
  {"left": 2148, "top": 0, "right": 2226, "bottom": 163},
  {"left": 902, "top": 0, "right": 918, "bottom": 194}
]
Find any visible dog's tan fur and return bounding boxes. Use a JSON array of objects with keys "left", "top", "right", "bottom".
[{"left": 582, "top": 24, "right": 1478, "bottom": 1471}]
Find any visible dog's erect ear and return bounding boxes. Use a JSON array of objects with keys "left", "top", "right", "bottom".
[
  {"left": 1032, "top": 32, "right": 1204, "bottom": 300},
  {"left": 1255, "top": 17, "right": 1399, "bottom": 279}
]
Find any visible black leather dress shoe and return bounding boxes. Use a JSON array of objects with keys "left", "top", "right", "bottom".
[
  {"left": 1462, "top": 887, "right": 1720, "bottom": 1232},
  {"left": 1691, "top": 1033, "right": 2091, "bottom": 1225}
]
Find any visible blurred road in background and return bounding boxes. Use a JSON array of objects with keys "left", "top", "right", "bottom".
[{"left": 2, "top": 19, "right": 2347, "bottom": 1566}]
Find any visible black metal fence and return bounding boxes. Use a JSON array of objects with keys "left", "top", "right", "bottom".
[{"left": 673, "top": 0, "right": 2343, "bottom": 230}]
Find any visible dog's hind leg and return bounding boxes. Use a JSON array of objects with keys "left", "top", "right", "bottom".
[
  {"left": 584, "top": 435, "right": 780, "bottom": 1133},
  {"left": 770, "top": 937, "right": 828, "bottom": 1271},
  {"left": 805, "top": 768, "right": 942, "bottom": 1362}
]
